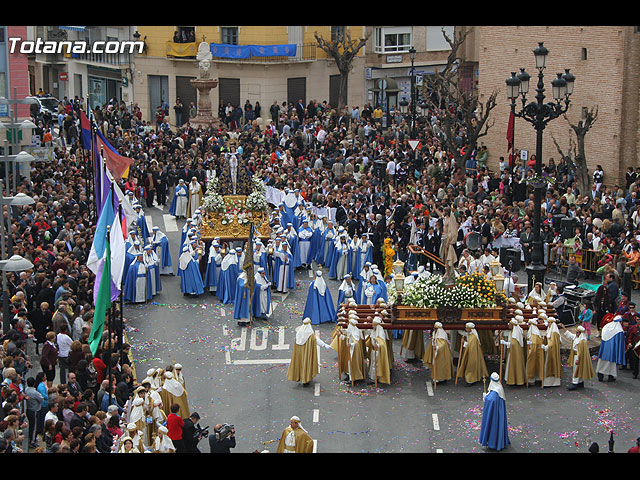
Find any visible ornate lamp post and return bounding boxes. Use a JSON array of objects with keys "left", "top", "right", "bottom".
[
  {"left": 505, "top": 42, "right": 575, "bottom": 291},
  {"left": 408, "top": 46, "right": 417, "bottom": 139}
]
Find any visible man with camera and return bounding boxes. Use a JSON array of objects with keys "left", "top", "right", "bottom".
[
  {"left": 182, "top": 412, "right": 207, "bottom": 453},
  {"left": 209, "top": 423, "right": 236, "bottom": 453}
]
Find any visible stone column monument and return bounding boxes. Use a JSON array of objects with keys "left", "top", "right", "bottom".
[{"left": 189, "top": 42, "right": 221, "bottom": 129}]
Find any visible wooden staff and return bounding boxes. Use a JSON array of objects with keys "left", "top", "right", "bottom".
[
  {"left": 347, "top": 338, "right": 353, "bottom": 387},
  {"left": 374, "top": 338, "right": 378, "bottom": 389},
  {"left": 431, "top": 333, "right": 437, "bottom": 392},
  {"left": 336, "top": 329, "right": 343, "bottom": 382},
  {"left": 541, "top": 343, "right": 546, "bottom": 389},
  {"left": 455, "top": 333, "right": 465, "bottom": 385},
  {"left": 525, "top": 335, "right": 529, "bottom": 389},
  {"left": 499, "top": 334, "right": 504, "bottom": 383}
]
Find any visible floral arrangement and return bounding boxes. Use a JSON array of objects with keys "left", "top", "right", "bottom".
[
  {"left": 386, "top": 281, "right": 398, "bottom": 306},
  {"left": 456, "top": 272, "right": 498, "bottom": 307},
  {"left": 202, "top": 172, "right": 268, "bottom": 226},
  {"left": 202, "top": 174, "right": 226, "bottom": 213},
  {"left": 401, "top": 271, "right": 500, "bottom": 309},
  {"left": 245, "top": 176, "right": 268, "bottom": 212},
  {"left": 383, "top": 238, "right": 395, "bottom": 278}
]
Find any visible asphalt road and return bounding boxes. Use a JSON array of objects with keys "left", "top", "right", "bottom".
[{"left": 121, "top": 203, "right": 640, "bottom": 454}]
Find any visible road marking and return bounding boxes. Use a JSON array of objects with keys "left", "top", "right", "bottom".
[
  {"left": 313, "top": 439, "right": 317, "bottom": 453},
  {"left": 146, "top": 215, "right": 154, "bottom": 233},
  {"left": 436, "top": 448, "right": 443, "bottom": 453},
  {"left": 432, "top": 414, "right": 440, "bottom": 431},
  {"left": 313, "top": 409, "right": 319, "bottom": 423},
  {"left": 229, "top": 359, "right": 290, "bottom": 365},
  {"left": 314, "top": 383, "right": 320, "bottom": 397},
  {"left": 426, "top": 381, "right": 434, "bottom": 396},
  {"left": 308, "top": 269, "right": 314, "bottom": 278},
  {"left": 230, "top": 327, "right": 247, "bottom": 351},
  {"left": 271, "top": 327, "right": 289, "bottom": 350},
  {"left": 250, "top": 328, "right": 268, "bottom": 351},
  {"left": 163, "top": 214, "right": 179, "bottom": 232}
]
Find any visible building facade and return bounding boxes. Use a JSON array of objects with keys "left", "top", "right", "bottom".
[
  {"left": 471, "top": 25, "right": 640, "bottom": 185},
  {"left": 22, "top": 25, "right": 639, "bottom": 186},
  {"left": 1, "top": 25, "right": 30, "bottom": 119},
  {"left": 132, "top": 26, "right": 370, "bottom": 125},
  {"left": 27, "top": 26, "right": 138, "bottom": 108}
]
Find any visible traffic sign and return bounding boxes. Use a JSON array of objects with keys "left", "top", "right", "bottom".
[
  {"left": 408, "top": 140, "right": 420, "bottom": 151},
  {"left": 59, "top": 72, "right": 68, "bottom": 81}
]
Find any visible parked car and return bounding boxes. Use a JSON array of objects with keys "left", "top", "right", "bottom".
[{"left": 27, "top": 95, "right": 60, "bottom": 118}]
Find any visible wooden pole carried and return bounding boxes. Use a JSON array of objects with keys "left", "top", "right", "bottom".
[
  {"left": 455, "top": 333, "right": 465, "bottom": 385},
  {"left": 499, "top": 335, "right": 504, "bottom": 383},
  {"left": 431, "top": 333, "right": 437, "bottom": 392}
]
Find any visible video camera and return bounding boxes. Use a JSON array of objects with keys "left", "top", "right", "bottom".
[
  {"left": 194, "top": 424, "right": 210, "bottom": 440},
  {"left": 215, "top": 423, "right": 235, "bottom": 440}
]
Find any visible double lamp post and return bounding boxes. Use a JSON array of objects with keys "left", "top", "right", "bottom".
[{"left": 505, "top": 42, "right": 575, "bottom": 291}]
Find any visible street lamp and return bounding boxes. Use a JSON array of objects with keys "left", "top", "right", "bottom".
[
  {"left": 1, "top": 91, "right": 38, "bottom": 194},
  {"left": 0, "top": 186, "right": 35, "bottom": 334},
  {"left": 505, "top": 42, "right": 575, "bottom": 291},
  {"left": 408, "top": 46, "right": 417, "bottom": 139},
  {"left": 0, "top": 254, "right": 34, "bottom": 334}
]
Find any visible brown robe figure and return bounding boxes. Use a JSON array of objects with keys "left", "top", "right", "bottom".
[{"left": 456, "top": 322, "right": 489, "bottom": 385}]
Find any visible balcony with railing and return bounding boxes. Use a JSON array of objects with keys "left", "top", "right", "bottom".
[
  {"left": 165, "top": 41, "right": 317, "bottom": 63},
  {"left": 68, "top": 51, "right": 131, "bottom": 67}
]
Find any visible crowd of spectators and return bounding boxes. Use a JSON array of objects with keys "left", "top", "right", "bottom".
[{"left": 2, "top": 85, "right": 640, "bottom": 453}]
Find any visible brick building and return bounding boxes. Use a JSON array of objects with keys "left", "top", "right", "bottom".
[{"left": 467, "top": 25, "right": 640, "bottom": 186}]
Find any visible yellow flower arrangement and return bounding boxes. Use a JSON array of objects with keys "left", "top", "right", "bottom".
[{"left": 383, "top": 238, "right": 395, "bottom": 278}]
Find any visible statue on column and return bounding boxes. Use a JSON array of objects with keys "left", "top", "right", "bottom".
[{"left": 196, "top": 41, "right": 213, "bottom": 79}]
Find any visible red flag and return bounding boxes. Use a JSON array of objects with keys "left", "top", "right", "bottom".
[
  {"left": 506, "top": 109, "right": 515, "bottom": 152},
  {"left": 507, "top": 109, "right": 516, "bottom": 168},
  {"left": 95, "top": 128, "right": 133, "bottom": 180}
]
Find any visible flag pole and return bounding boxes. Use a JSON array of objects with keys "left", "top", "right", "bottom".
[
  {"left": 242, "top": 223, "right": 255, "bottom": 327},
  {"left": 106, "top": 224, "right": 113, "bottom": 407},
  {"left": 118, "top": 202, "right": 125, "bottom": 365}
]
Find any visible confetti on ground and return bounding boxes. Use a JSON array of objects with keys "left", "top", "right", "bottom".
[
  {"left": 260, "top": 364, "right": 288, "bottom": 373},
  {"left": 327, "top": 429, "right": 373, "bottom": 435},
  {"left": 188, "top": 336, "right": 211, "bottom": 344}
]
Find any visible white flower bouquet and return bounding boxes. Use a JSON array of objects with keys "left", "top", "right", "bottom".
[{"left": 400, "top": 272, "right": 495, "bottom": 309}]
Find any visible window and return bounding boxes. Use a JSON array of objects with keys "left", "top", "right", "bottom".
[
  {"left": 374, "top": 26, "right": 412, "bottom": 54},
  {"left": 426, "top": 26, "right": 454, "bottom": 51},
  {"left": 0, "top": 27, "right": 5, "bottom": 43},
  {"left": 331, "top": 26, "right": 345, "bottom": 42},
  {"left": 221, "top": 27, "right": 238, "bottom": 45},
  {"left": 582, "top": 48, "right": 588, "bottom": 60},
  {"left": 174, "top": 26, "right": 195, "bottom": 44}
]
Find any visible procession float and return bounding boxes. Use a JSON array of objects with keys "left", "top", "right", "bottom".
[
  {"left": 337, "top": 262, "right": 557, "bottom": 333},
  {"left": 200, "top": 158, "right": 271, "bottom": 242}
]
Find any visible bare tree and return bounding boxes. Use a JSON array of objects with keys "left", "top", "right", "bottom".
[
  {"left": 314, "top": 29, "right": 371, "bottom": 110},
  {"left": 419, "top": 27, "right": 498, "bottom": 169},
  {"left": 550, "top": 106, "right": 598, "bottom": 200}
]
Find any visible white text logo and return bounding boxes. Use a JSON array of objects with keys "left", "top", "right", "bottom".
[{"left": 8, "top": 38, "right": 144, "bottom": 55}]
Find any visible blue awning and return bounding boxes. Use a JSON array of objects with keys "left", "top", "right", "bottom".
[{"left": 59, "top": 26, "right": 86, "bottom": 32}]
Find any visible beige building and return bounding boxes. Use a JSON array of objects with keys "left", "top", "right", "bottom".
[{"left": 132, "top": 26, "right": 369, "bottom": 124}]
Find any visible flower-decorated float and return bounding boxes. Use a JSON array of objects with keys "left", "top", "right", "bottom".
[
  {"left": 200, "top": 173, "right": 271, "bottom": 242},
  {"left": 337, "top": 262, "right": 557, "bottom": 333}
]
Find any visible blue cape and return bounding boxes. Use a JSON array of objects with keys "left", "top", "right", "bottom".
[
  {"left": 479, "top": 390, "right": 510, "bottom": 451},
  {"left": 303, "top": 282, "right": 336, "bottom": 325}
]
